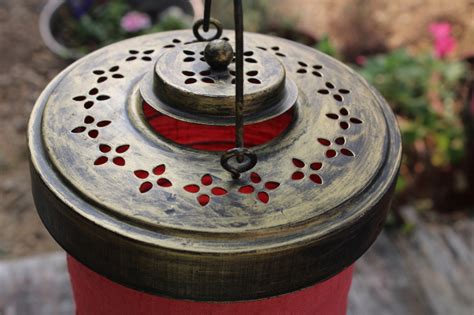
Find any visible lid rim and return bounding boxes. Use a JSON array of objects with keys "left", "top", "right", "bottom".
[
  {"left": 28, "top": 57, "right": 401, "bottom": 252},
  {"left": 28, "top": 29, "right": 402, "bottom": 300}
]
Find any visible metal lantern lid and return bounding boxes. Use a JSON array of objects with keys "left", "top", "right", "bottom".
[{"left": 28, "top": 5, "right": 401, "bottom": 302}]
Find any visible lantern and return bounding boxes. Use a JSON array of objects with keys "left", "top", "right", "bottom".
[{"left": 28, "top": 1, "right": 401, "bottom": 314}]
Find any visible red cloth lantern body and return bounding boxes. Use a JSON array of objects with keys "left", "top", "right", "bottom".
[
  {"left": 28, "top": 11, "right": 401, "bottom": 313},
  {"left": 68, "top": 256, "right": 354, "bottom": 315}
]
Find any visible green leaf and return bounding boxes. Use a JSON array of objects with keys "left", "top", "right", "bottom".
[{"left": 315, "top": 35, "right": 339, "bottom": 58}]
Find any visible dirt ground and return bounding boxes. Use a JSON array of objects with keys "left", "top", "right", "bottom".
[
  {"left": 0, "top": 0, "right": 472, "bottom": 259},
  {"left": 275, "top": 0, "right": 474, "bottom": 59},
  {"left": 0, "top": 0, "right": 65, "bottom": 258}
]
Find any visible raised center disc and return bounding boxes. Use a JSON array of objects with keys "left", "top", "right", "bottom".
[{"left": 140, "top": 40, "right": 298, "bottom": 125}]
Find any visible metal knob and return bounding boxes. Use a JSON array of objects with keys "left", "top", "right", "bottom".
[{"left": 204, "top": 39, "right": 234, "bottom": 71}]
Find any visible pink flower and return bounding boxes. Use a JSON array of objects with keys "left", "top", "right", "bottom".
[
  {"left": 120, "top": 11, "right": 151, "bottom": 33},
  {"left": 355, "top": 55, "right": 367, "bottom": 66},
  {"left": 429, "top": 22, "right": 456, "bottom": 59},
  {"left": 429, "top": 22, "right": 452, "bottom": 38}
]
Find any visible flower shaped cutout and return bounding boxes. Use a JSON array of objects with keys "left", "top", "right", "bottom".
[
  {"left": 71, "top": 115, "right": 111, "bottom": 138},
  {"left": 72, "top": 88, "right": 110, "bottom": 109},
  {"left": 317, "top": 82, "right": 350, "bottom": 102},
  {"left": 94, "top": 144, "right": 130, "bottom": 166},
  {"left": 92, "top": 66, "right": 124, "bottom": 83},
  {"left": 134, "top": 164, "right": 172, "bottom": 193},
  {"left": 181, "top": 68, "right": 216, "bottom": 85},
  {"left": 243, "top": 69, "right": 260, "bottom": 84},
  {"left": 181, "top": 49, "right": 200, "bottom": 64},
  {"left": 318, "top": 137, "right": 354, "bottom": 158},
  {"left": 183, "top": 174, "right": 228, "bottom": 206},
  {"left": 291, "top": 158, "right": 323, "bottom": 184},
  {"left": 270, "top": 46, "right": 286, "bottom": 57},
  {"left": 256, "top": 46, "right": 286, "bottom": 57},
  {"left": 181, "top": 68, "right": 261, "bottom": 86},
  {"left": 326, "top": 107, "right": 362, "bottom": 130},
  {"left": 163, "top": 38, "right": 182, "bottom": 49},
  {"left": 238, "top": 172, "right": 280, "bottom": 204},
  {"left": 296, "top": 61, "right": 323, "bottom": 77},
  {"left": 126, "top": 49, "right": 154, "bottom": 62}
]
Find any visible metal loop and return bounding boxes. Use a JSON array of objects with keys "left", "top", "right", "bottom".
[
  {"left": 220, "top": 148, "right": 258, "bottom": 179},
  {"left": 192, "top": 18, "right": 223, "bottom": 42}
]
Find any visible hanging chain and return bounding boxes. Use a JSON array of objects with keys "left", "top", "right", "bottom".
[{"left": 193, "top": 0, "right": 257, "bottom": 179}]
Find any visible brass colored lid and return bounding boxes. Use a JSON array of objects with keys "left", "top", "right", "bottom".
[
  {"left": 140, "top": 39, "right": 297, "bottom": 125},
  {"left": 29, "top": 30, "right": 401, "bottom": 301}
]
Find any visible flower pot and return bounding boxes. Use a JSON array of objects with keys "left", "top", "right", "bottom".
[
  {"left": 39, "top": 0, "right": 199, "bottom": 60},
  {"left": 39, "top": 0, "right": 85, "bottom": 60},
  {"left": 129, "top": 0, "right": 195, "bottom": 19}
]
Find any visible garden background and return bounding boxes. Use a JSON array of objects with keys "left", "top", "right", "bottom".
[{"left": 0, "top": 0, "right": 472, "bottom": 314}]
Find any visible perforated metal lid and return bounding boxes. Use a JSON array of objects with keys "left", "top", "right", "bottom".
[
  {"left": 29, "top": 30, "right": 401, "bottom": 301},
  {"left": 140, "top": 39, "right": 297, "bottom": 125}
]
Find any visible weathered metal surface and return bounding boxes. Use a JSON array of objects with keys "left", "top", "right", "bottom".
[
  {"left": 28, "top": 29, "right": 401, "bottom": 300},
  {"left": 141, "top": 38, "right": 297, "bottom": 125}
]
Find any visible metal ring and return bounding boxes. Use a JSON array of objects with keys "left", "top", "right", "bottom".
[
  {"left": 193, "top": 18, "right": 223, "bottom": 42},
  {"left": 220, "top": 148, "right": 258, "bottom": 179}
]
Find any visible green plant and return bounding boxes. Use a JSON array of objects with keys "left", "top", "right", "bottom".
[
  {"left": 311, "top": 26, "right": 469, "bottom": 212},
  {"left": 72, "top": 0, "right": 130, "bottom": 46},
  {"left": 210, "top": 0, "right": 317, "bottom": 45},
  {"left": 211, "top": 0, "right": 274, "bottom": 32},
  {"left": 358, "top": 50, "right": 466, "bottom": 163},
  {"left": 146, "top": 14, "right": 189, "bottom": 33},
  {"left": 314, "top": 35, "right": 339, "bottom": 59},
  {"left": 58, "top": 0, "right": 189, "bottom": 53},
  {"left": 356, "top": 49, "right": 468, "bottom": 204}
]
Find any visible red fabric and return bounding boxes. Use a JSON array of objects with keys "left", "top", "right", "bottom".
[
  {"left": 68, "top": 256, "right": 353, "bottom": 315},
  {"left": 142, "top": 103, "right": 294, "bottom": 151},
  {"left": 67, "top": 105, "right": 353, "bottom": 314}
]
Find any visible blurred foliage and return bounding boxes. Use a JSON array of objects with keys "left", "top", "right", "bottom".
[
  {"left": 355, "top": 49, "right": 469, "bottom": 207},
  {"left": 314, "top": 35, "right": 340, "bottom": 59},
  {"left": 58, "top": 0, "right": 189, "bottom": 52},
  {"left": 73, "top": 0, "right": 129, "bottom": 46},
  {"left": 211, "top": 0, "right": 278, "bottom": 32},
  {"left": 311, "top": 34, "right": 471, "bottom": 212},
  {"left": 211, "top": 0, "right": 317, "bottom": 45},
  {"left": 357, "top": 50, "right": 467, "bottom": 167}
]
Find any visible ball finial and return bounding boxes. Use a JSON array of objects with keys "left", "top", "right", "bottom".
[{"left": 204, "top": 39, "right": 234, "bottom": 71}]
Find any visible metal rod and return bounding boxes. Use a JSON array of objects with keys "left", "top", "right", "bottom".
[
  {"left": 234, "top": 0, "right": 244, "bottom": 150},
  {"left": 203, "top": 0, "right": 212, "bottom": 32},
  {"left": 220, "top": 0, "right": 257, "bottom": 178}
]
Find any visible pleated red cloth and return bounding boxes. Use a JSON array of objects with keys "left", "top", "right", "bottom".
[{"left": 68, "top": 256, "right": 353, "bottom": 315}]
